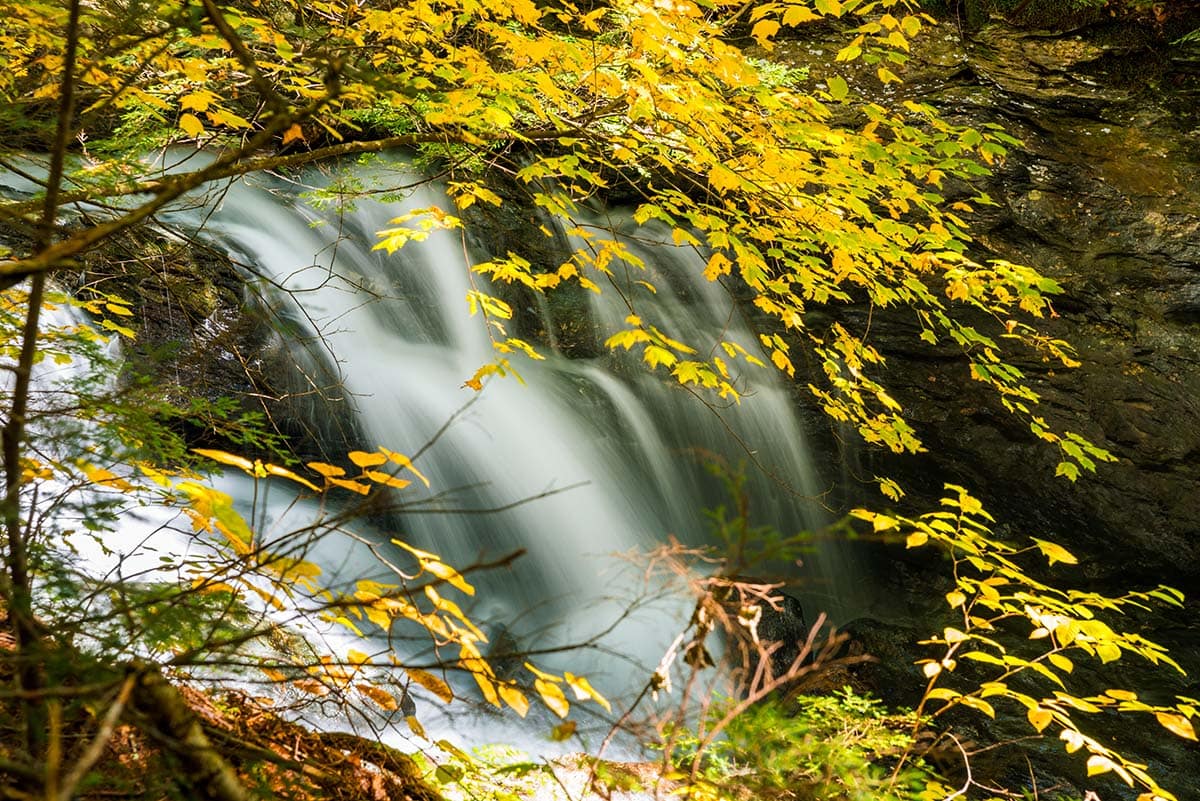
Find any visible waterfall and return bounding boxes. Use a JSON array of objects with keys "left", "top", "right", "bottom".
[{"left": 154, "top": 155, "right": 851, "bottom": 745}]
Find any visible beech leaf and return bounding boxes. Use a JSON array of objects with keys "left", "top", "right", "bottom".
[
  {"left": 1156, "top": 712, "right": 1197, "bottom": 741},
  {"left": 1027, "top": 706, "right": 1053, "bottom": 732},
  {"left": 499, "top": 684, "right": 530, "bottom": 717},
  {"left": 827, "top": 75, "right": 849, "bottom": 101},
  {"left": 407, "top": 668, "right": 454, "bottom": 703},
  {"left": 751, "top": 19, "right": 780, "bottom": 48},
  {"left": 1032, "top": 537, "right": 1078, "bottom": 566},
  {"left": 535, "top": 678, "right": 570, "bottom": 718},
  {"left": 349, "top": 450, "right": 388, "bottom": 467}
]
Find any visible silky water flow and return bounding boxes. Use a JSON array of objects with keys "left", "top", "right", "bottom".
[{"left": 130, "top": 157, "right": 862, "bottom": 752}]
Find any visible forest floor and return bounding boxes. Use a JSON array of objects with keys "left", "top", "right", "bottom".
[{"left": 0, "top": 605, "right": 678, "bottom": 801}]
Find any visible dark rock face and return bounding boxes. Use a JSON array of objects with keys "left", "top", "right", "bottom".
[
  {"left": 754, "top": 591, "right": 811, "bottom": 678},
  {"left": 834, "top": 16, "right": 1200, "bottom": 591},
  {"left": 816, "top": 18, "right": 1200, "bottom": 798},
  {"left": 457, "top": 171, "right": 608, "bottom": 360},
  {"left": 73, "top": 226, "right": 363, "bottom": 462},
  {"left": 86, "top": 230, "right": 263, "bottom": 403}
]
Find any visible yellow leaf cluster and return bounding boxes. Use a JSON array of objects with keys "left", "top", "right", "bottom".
[
  {"left": 853, "top": 487, "right": 1190, "bottom": 801},
  {"left": 0, "top": 0, "right": 1104, "bottom": 474}
]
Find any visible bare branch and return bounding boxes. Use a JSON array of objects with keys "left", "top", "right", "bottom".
[
  {"left": 56, "top": 673, "right": 137, "bottom": 801},
  {"left": 198, "top": 0, "right": 290, "bottom": 119}
]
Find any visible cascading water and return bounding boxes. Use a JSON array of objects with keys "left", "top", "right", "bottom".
[{"left": 156, "top": 155, "right": 857, "bottom": 744}]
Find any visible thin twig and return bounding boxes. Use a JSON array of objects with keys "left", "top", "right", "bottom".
[
  {"left": 199, "top": 0, "right": 290, "bottom": 118},
  {"left": 942, "top": 733, "right": 972, "bottom": 801},
  {"left": 56, "top": 674, "right": 137, "bottom": 801}
]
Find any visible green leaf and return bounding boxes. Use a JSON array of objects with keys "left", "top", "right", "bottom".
[
  {"left": 827, "top": 75, "right": 849, "bottom": 101},
  {"left": 643, "top": 345, "right": 677, "bottom": 369},
  {"left": 1055, "top": 461, "right": 1080, "bottom": 481}
]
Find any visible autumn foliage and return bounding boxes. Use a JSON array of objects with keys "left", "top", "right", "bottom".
[{"left": 0, "top": 0, "right": 1194, "bottom": 799}]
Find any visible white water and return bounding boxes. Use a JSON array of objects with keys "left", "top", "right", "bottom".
[{"left": 150, "top": 155, "right": 855, "bottom": 749}]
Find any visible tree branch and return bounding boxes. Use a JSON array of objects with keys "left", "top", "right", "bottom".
[
  {"left": 198, "top": 0, "right": 290, "bottom": 118},
  {"left": 130, "top": 664, "right": 251, "bottom": 801},
  {"left": 56, "top": 673, "right": 137, "bottom": 801},
  {"left": 1, "top": 0, "right": 84, "bottom": 765}
]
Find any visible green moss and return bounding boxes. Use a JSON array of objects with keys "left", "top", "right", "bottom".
[{"left": 660, "top": 687, "right": 936, "bottom": 801}]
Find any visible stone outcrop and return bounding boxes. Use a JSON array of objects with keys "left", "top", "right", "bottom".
[
  {"left": 72, "top": 224, "right": 362, "bottom": 462},
  {"left": 814, "top": 15, "right": 1200, "bottom": 798},
  {"left": 823, "top": 13, "right": 1200, "bottom": 591}
]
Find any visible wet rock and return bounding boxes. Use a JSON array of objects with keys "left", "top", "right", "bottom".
[
  {"left": 837, "top": 618, "right": 928, "bottom": 709},
  {"left": 457, "top": 171, "right": 607, "bottom": 360},
  {"left": 755, "top": 591, "right": 811, "bottom": 677},
  {"left": 809, "top": 17, "right": 1200, "bottom": 796},
  {"left": 967, "top": 26, "right": 1131, "bottom": 109},
  {"left": 73, "top": 225, "right": 363, "bottom": 461},
  {"left": 830, "top": 14, "right": 1200, "bottom": 592}
]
